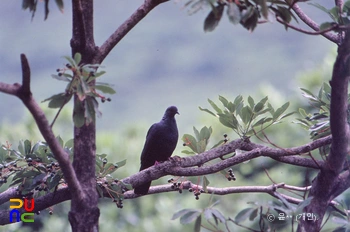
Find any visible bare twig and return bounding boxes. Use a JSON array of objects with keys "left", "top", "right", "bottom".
[
  {"left": 291, "top": 4, "right": 341, "bottom": 44},
  {"left": 276, "top": 17, "right": 339, "bottom": 36}
]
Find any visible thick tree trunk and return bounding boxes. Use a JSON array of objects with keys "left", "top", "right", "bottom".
[
  {"left": 68, "top": 1, "right": 100, "bottom": 231},
  {"left": 297, "top": 30, "right": 350, "bottom": 231}
]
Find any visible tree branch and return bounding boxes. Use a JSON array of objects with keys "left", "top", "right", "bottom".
[
  {"left": 93, "top": 0, "right": 170, "bottom": 64},
  {"left": 276, "top": 17, "right": 339, "bottom": 36},
  {"left": 291, "top": 4, "right": 341, "bottom": 44},
  {"left": 123, "top": 135, "right": 331, "bottom": 189},
  {"left": 0, "top": 54, "right": 85, "bottom": 203}
]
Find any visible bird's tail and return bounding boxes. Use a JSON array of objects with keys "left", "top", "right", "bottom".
[{"left": 134, "top": 181, "right": 151, "bottom": 195}]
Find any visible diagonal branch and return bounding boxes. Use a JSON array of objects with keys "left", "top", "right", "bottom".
[
  {"left": 93, "top": 0, "right": 170, "bottom": 64},
  {"left": 0, "top": 54, "right": 84, "bottom": 203},
  {"left": 291, "top": 3, "right": 341, "bottom": 44}
]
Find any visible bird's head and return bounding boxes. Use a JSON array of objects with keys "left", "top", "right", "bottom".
[{"left": 164, "top": 106, "right": 179, "bottom": 118}]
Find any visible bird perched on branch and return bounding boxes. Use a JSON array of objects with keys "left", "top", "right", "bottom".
[{"left": 134, "top": 106, "right": 179, "bottom": 195}]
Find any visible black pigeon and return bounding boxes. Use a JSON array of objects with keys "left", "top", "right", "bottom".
[{"left": 134, "top": 106, "right": 179, "bottom": 195}]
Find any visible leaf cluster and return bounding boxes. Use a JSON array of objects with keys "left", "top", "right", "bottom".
[
  {"left": 0, "top": 138, "right": 127, "bottom": 205},
  {"left": 295, "top": 83, "right": 333, "bottom": 141},
  {"left": 43, "top": 53, "right": 116, "bottom": 127},
  {"left": 311, "top": 1, "right": 350, "bottom": 31},
  {"left": 95, "top": 155, "right": 130, "bottom": 208},
  {"left": 172, "top": 195, "right": 315, "bottom": 232},
  {"left": 182, "top": 126, "right": 225, "bottom": 155},
  {"left": 0, "top": 138, "right": 69, "bottom": 196},
  {"left": 184, "top": 0, "right": 298, "bottom": 32},
  {"left": 172, "top": 200, "right": 225, "bottom": 232},
  {"left": 328, "top": 201, "right": 350, "bottom": 232},
  {"left": 233, "top": 196, "right": 314, "bottom": 231},
  {"left": 199, "top": 95, "right": 293, "bottom": 139},
  {"left": 22, "top": 0, "right": 64, "bottom": 20}
]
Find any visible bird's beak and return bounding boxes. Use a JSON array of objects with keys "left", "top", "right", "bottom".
[{"left": 177, "top": 111, "right": 180, "bottom": 115}]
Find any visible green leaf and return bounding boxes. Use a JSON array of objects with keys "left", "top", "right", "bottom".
[
  {"left": 47, "top": 171, "right": 62, "bottom": 190},
  {"left": 199, "top": 126, "right": 212, "bottom": 140},
  {"left": 208, "top": 99, "right": 222, "bottom": 114},
  {"left": 85, "top": 98, "right": 96, "bottom": 125},
  {"left": 74, "top": 53, "right": 81, "bottom": 65},
  {"left": 249, "top": 208, "right": 258, "bottom": 221},
  {"left": 24, "top": 140, "right": 31, "bottom": 155},
  {"left": 115, "top": 159, "right": 127, "bottom": 169},
  {"left": 277, "top": 6, "right": 292, "bottom": 23},
  {"left": 199, "top": 107, "right": 217, "bottom": 117},
  {"left": 247, "top": 96, "right": 255, "bottom": 109},
  {"left": 193, "top": 127, "right": 200, "bottom": 141},
  {"left": 80, "top": 77, "right": 90, "bottom": 94},
  {"left": 73, "top": 98, "right": 85, "bottom": 127},
  {"left": 227, "top": 2, "right": 241, "bottom": 25},
  {"left": 196, "top": 140, "right": 207, "bottom": 153},
  {"left": 182, "top": 134, "right": 198, "bottom": 153},
  {"left": 56, "top": 136, "right": 64, "bottom": 148},
  {"left": 94, "top": 84, "right": 116, "bottom": 94},
  {"left": 253, "top": 96, "right": 268, "bottom": 113},
  {"left": 194, "top": 215, "right": 201, "bottom": 232},
  {"left": 181, "top": 150, "right": 196, "bottom": 155},
  {"left": 273, "top": 102, "right": 290, "bottom": 120},
  {"left": 239, "top": 105, "right": 253, "bottom": 124},
  {"left": 63, "top": 55, "right": 76, "bottom": 67},
  {"left": 296, "top": 197, "right": 313, "bottom": 213},
  {"left": 202, "top": 176, "right": 210, "bottom": 192},
  {"left": 211, "top": 209, "right": 226, "bottom": 224},
  {"left": 251, "top": 117, "right": 268, "bottom": 127},
  {"left": 18, "top": 141, "right": 25, "bottom": 156},
  {"left": 172, "top": 209, "right": 199, "bottom": 220},
  {"left": 42, "top": 93, "right": 72, "bottom": 109},
  {"left": 259, "top": 0, "right": 268, "bottom": 19},
  {"left": 180, "top": 210, "right": 202, "bottom": 224},
  {"left": 234, "top": 95, "right": 244, "bottom": 114},
  {"left": 211, "top": 139, "right": 225, "bottom": 149},
  {"left": 218, "top": 113, "right": 238, "bottom": 130},
  {"left": 204, "top": 4, "right": 224, "bottom": 32},
  {"left": 101, "top": 163, "right": 117, "bottom": 175},
  {"left": 300, "top": 88, "right": 317, "bottom": 101},
  {"left": 320, "top": 22, "right": 335, "bottom": 31},
  {"left": 279, "top": 111, "right": 294, "bottom": 120},
  {"left": 51, "top": 74, "right": 70, "bottom": 82},
  {"left": 218, "top": 95, "right": 229, "bottom": 107},
  {"left": 240, "top": 6, "right": 258, "bottom": 31},
  {"left": 299, "top": 108, "right": 308, "bottom": 118},
  {"left": 65, "top": 139, "right": 74, "bottom": 149},
  {"left": 227, "top": 102, "right": 235, "bottom": 113},
  {"left": 87, "top": 71, "right": 106, "bottom": 83},
  {"left": 235, "top": 208, "right": 256, "bottom": 223},
  {"left": 55, "top": 0, "right": 64, "bottom": 12}
]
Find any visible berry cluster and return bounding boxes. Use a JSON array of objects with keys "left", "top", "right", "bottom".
[
  {"left": 223, "top": 133, "right": 229, "bottom": 143},
  {"left": 227, "top": 168, "right": 236, "bottom": 181},
  {"left": 114, "top": 198, "right": 123, "bottom": 208},
  {"left": 168, "top": 178, "right": 184, "bottom": 193},
  {"left": 0, "top": 162, "right": 20, "bottom": 184},
  {"left": 46, "top": 161, "right": 60, "bottom": 175},
  {"left": 188, "top": 187, "right": 205, "bottom": 200}
]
